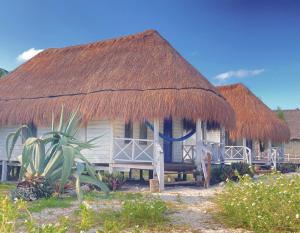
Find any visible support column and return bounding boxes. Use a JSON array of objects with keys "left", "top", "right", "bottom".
[
  {"left": 109, "top": 122, "right": 114, "bottom": 174},
  {"left": 153, "top": 119, "right": 164, "bottom": 191},
  {"left": 203, "top": 121, "right": 207, "bottom": 142},
  {"left": 267, "top": 140, "right": 272, "bottom": 165},
  {"left": 220, "top": 126, "right": 225, "bottom": 165},
  {"left": 196, "top": 120, "right": 208, "bottom": 185},
  {"left": 1, "top": 160, "right": 7, "bottom": 182},
  {"left": 242, "top": 138, "right": 247, "bottom": 163}
]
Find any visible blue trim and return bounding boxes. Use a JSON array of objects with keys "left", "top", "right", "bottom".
[{"left": 145, "top": 121, "right": 196, "bottom": 142}]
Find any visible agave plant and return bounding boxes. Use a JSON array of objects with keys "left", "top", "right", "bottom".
[{"left": 6, "top": 107, "right": 109, "bottom": 200}]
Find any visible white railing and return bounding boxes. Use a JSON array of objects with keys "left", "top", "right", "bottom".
[
  {"left": 113, "top": 138, "right": 154, "bottom": 163},
  {"left": 183, "top": 144, "right": 195, "bottom": 162},
  {"left": 284, "top": 153, "right": 300, "bottom": 162},
  {"left": 183, "top": 141, "right": 221, "bottom": 163},
  {"left": 224, "top": 146, "right": 252, "bottom": 164}
]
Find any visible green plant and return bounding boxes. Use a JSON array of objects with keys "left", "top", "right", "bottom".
[
  {"left": 101, "top": 172, "right": 125, "bottom": 191},
  {"left": 77, "top": 202, "right": 96, "bottom": 231},
  {"left": 216, "top": 173, "right": 300, "bottom": 233},
  {"left": 277, "top": 163, "right": 299, "bottom": 173},
  {"left": 98, "top": 197, "right": 168, "bottom": 231},
  {"left": 210, "top": 163, "right": 253, "bottom": 185},
  {"left": 6, "top": 107, "right": 109, "bottom": 201},
  {"left": 121, "top": 198, "right": 167, "bottom": 227},
  {"left": 0, "top": 195, "right": 28, "bottom": 232},
  {"left": 28, "top": 196, "right": 73, "bottom": 212}
]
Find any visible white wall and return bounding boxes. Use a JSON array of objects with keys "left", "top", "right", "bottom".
[
  {"left": 207, "top": 130, "right": 221, "bottom": 143},
  {"left": 0, "top": 126, "right": 23, "bottom": 161},
  {"left": 82, "top": 121, "right": 111, "bottom": 164},
  {"left": 37, "top": 121, "right": 112, "bottom": 164}
]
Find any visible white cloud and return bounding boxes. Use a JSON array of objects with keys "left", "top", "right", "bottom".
[
  {"left": 215, "top": 69, "right": 265, "bottom": 80},
  {"left": 17, "top": 48, "right": 44, "bottom": 62}
]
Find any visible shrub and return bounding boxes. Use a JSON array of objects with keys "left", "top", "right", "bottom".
[
  {"left": 99, "top": 197, "right": 168, "bottom": 231},
  {"left": 6, "top": 107, "right": 109, "bottom": 201},
  {"left": 216, "top": 173, "right": 300, "bottom": 233},
  {"left": 121, "top": 198, "right": 167, "bottom": 227},
  {"left": 277, "top": 163, "right": 299, "bottom": 173},
  {"left": 210, "top": 162, "right": 253, "bottom": 185},
  {"left": 101, "top": 172, "right": 125, "bottom": 191}
]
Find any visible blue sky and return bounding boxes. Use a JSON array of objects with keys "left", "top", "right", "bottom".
[{"left": 0, "top": 0, "right": 299, "bottom": 109}]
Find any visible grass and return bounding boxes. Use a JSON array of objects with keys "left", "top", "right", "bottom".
[
  {"left": 84, "top": 190, "right": 144, "bottom": 201},
  {"left": 216, "top": 173, "right": 300, "bottom": 233},
  {"left": 97, "top": 197, "right": 169, "bottom": 232},
  {"left": 0, "top": 185, "right": 172, "bottom": 232},
  {"left": 0, "top": 183, "right": 15, "bottom": 195},
  {"left": 28, "top": 196, "right": 74, "bottom": 212}
]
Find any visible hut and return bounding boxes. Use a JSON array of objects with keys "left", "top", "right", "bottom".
[
  {"left": 0, "top": 30, "right": 235, "bottom": 188},
  {"left": 282, "top": 109, "right": 300, "bottom": 160},
  {"left": 217, "top": 83, "right": 290, "bottom": 164}
]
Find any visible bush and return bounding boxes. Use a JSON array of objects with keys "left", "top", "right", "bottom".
[
  {"left": 216, "top": 173, "right": 300, "bottom": 233},
  {"left": 210, "top": 162, "right": 253, "bottom": 185},
  {"left": 99, "top": 197, "right": 168, "bottom": 231},
  {"left": 101, "top": 172, "right": 125, "bottom": 191},
  {"left": 277, "top": 163, "right": 299, "bottom": 173}
]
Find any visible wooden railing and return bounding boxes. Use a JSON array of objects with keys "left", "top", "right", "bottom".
[
  {"left": 113, "top": 138, "right": 154, "bottom": 163},
  {"left": 183, "top": 144, "right": 196, "bottom": 162},
  {"left": 224, "top": 146, "right": 252, "bottom": 164},
  {"left": 183, "top": 141, "right": 221, "bottom": 163}
]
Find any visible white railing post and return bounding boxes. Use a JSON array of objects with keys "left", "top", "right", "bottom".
[
  {"left": 109, "top": 122, "right": 114, "bottom": 174},
  {"left": 242, "top": 138, "right": 247, "bottom": 163},
  {"left": 1, "top": 160, "right": 7, "bottom": 182},
  {"left": 153, "top": 119, "right": 164, "bottom": 191},
  {"left": 248, "top": 148, "right": 252, "bottom": 165},
  {"left": 195, "top": 119, "right": 208, "bottom": 185},
  {"left": 132, "top": 139, "right": 135, "bottom": 161},
  {"left": 267, "top": 140, "right": 272, "bottom": 165},
  {"left": 220, "top": 126, "right": 225, "bottom": 164}
]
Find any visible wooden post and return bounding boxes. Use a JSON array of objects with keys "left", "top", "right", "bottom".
[
  {"left": 153, "top": 119, "right": 164, "bottom": 191},
  {"left": 220, "top": 126, "right": 225, "bottom": 165},
  {"left": 203, "top": 121, "right": 207, "bottom": 142},
  {"left": 267, "top": 140, "right": 272, "bottom": 165},
  {"left": 139, "top": 169, "right": 144, "bottom": 181},
  {"left": 242, "top": 138, "right": 247, "bottom": 163},
  {"left": 196, "top": 119, "right": 208, "bottom": 186},
  {"left": 109, "top": 121, "right": 114, "bottom": 174},
  {"left": 149, "top": 170, "right": 153, "bottom": 180},
  {"left": 1, "top": 160, "right": 7, "bottom": 182}
]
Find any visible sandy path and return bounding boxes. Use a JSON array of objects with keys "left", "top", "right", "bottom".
[{"left": 156, "top": 186, "right": 250, "bottom": 233}]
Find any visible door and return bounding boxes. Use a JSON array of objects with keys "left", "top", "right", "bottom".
[{"left": 163, "top": 118, "right": 173, "bottom": 163}]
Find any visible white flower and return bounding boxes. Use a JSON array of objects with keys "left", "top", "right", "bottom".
[{"left": 296, "top": 214, "right": 299, "bottom": 219}]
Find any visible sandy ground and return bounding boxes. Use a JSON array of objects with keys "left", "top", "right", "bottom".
[
  {"left": 27, "top": 184, "right": 250, "bottom": 233},
  {"left": 155, "top": 186, "right": 249, "bottom": 233}
]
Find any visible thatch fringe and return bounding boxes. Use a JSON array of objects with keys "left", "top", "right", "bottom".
[
  {"left": 0, "top": 89, "right": 235, "bottom": 128},
  {"left": 218, "top": 83, "right": 290, "bottom": 143}
]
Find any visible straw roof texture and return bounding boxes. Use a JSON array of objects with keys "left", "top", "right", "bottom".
[
  {"left": 0, "top": 30, "right": 235, "bottom": 128},
  {"left": 283, "top": 109, "right": 300, "bottom": 140},
  {"left": 218, "top": 83, "right": 290, "bottom": 143}
]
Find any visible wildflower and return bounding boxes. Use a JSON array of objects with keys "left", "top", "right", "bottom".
[{"left": 296, "top": 214, "right": 299, "bottom": 219}]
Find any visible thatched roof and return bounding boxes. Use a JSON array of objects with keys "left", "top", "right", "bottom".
[
  {"left": 283, "top": 109, "right": 300, "bottom": 140},
  {"left": 0, "top": 30, "right": 235, "bottom": 128},
  {"left": 218, "top": 83, "right": 290, "bottom": 143}
]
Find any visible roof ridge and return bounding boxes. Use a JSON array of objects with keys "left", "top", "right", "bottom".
[{"left": 42, "top": 29, "right": 158, "bottom": 54}]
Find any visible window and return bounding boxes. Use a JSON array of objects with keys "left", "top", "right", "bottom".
[
  {"left": 22, "top": 122, "right": 37, "bottom": 143},
  {"left": 139, "top": 121, "right": 147, "bottom": 145},
  {"left": 124, "top": 121, "right": 133, "bottom": 144}
]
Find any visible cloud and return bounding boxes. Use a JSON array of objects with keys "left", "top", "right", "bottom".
[
  {"left": 215, "top": 69, "right": 265, "bottom": 80},
  {"left": 17, "top": 48, "right": 44, "bottom": 62}
]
